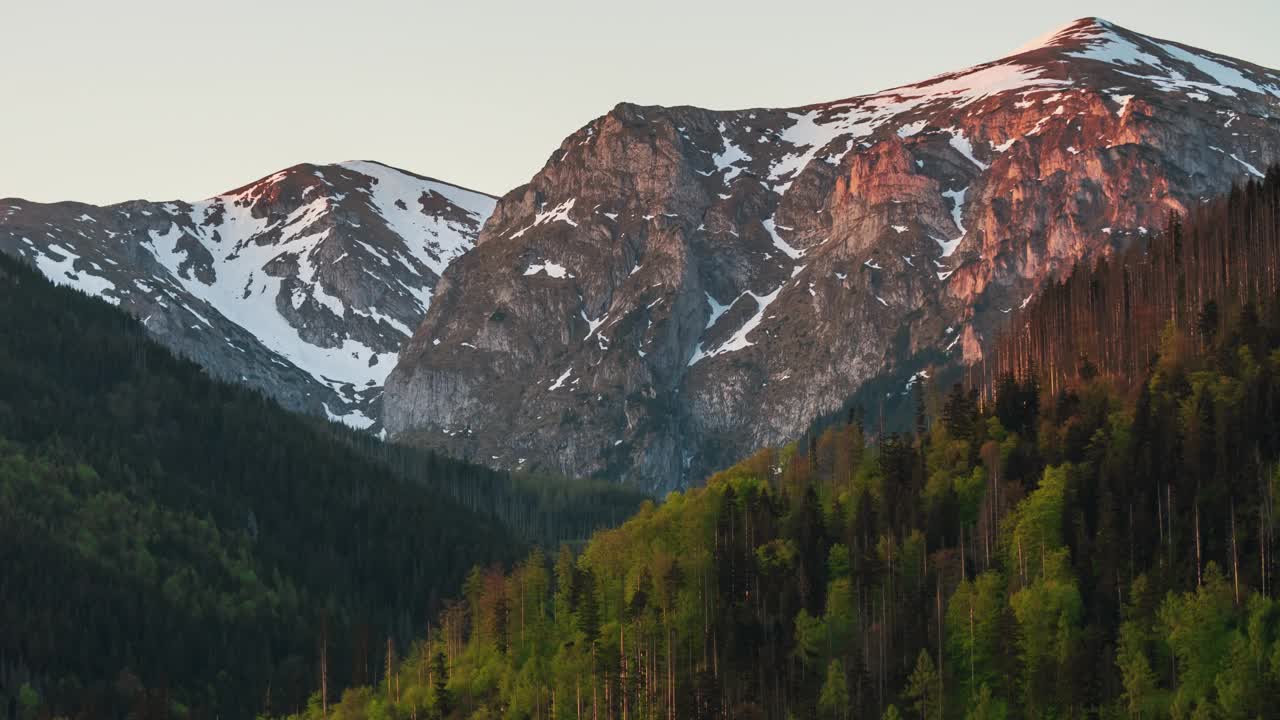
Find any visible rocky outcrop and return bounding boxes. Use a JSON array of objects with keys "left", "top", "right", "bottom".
[
  {"left": 0, "top": 161, "right": 495, "bottom": 427},
  {"left": 385, "top": 18, "right": 1280, "bottom": 488}
]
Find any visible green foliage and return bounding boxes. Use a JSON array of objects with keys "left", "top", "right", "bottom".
[
  {"left": 818, "top": 659, "right": 850, "bottom": 720},
  {"left": 1002, "top": 464, "right": 1069, "bottom": 581},
  {"left": 906, "top": 650, "right": 942, "bottom": 720},
  {"left": 17, "top": 684, "right": 39, "bottom": 720},
  {"left": 964, "top": 684, "right": 1007, "bottom": 720},
  {"left": 1117, "top": 618, "right": 1164, "bottom": 719},
  {"left": 1160, "top": 565, "right": 1239, "bottom": 717},
  {"left": 1009, "top": 550, "right": 1082, "bottom": 716},
  {"left": 946, "top": 571, "right": 1007, "bottom": 704}
]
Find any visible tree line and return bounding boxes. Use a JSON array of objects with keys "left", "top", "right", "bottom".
[{"left": 970, "top": 166, "right": 1280, "bottom": 399}]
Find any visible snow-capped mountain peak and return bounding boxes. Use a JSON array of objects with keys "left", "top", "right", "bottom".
[
  {"left": 1, "top": 161, "right": 496, "bottom": 429},
  {"left": 384, "top": 17, "right": 1280, "bottom": 488}
]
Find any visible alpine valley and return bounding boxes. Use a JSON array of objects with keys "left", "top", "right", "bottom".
[{"left": 8, "top": 11, "right": 1280, "bottom": 720}]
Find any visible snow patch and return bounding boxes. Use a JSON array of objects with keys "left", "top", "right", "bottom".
[
  {"left": 710, "top": 122, "right": 752, "bottom": 182},
  {"left": 339, "top": 160, "right": 495, "bottom": 278},
  {"left": 688, "top": 285, "right": 784, "bottom": 365},
  {"left": 897, "top": 119, "right": 929, "bottom": 138},
  {"left": 936, "top": 187, "right": 969, "bottom": 257},
  {"left": 1210, "top": 145, "right": 1265, "bottom": 178},
  {"left": 582, "top": 310, "right": 607, "bottom": 340},
  {"left": 703, "top": 292, "right": 734, "bottom": 329},
  {"left": 549, "top": 368, "right": 572, "bottom": 391},
  {"left": 511, "top": 198, "right": 579, "bottom": 239},
  {"left": 762, "top": 218, "right": 805, "bottom": 260},
  {"left": 322, "top": 403, "right": 376, "bottom": 430},
  {"left": 524, "top": 261, "right": 573, "bottom": 279},
  {"left": 946, "top": 128, "right": 989, "bottom": 170},
  {"left": 992, "top": 137, "right": 1018, "bottom": 153},
  {"left": 30, "top": 242, "right": 120, "bottom": 303}
]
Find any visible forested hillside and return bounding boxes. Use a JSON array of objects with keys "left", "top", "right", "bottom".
[
  {"left": 0, "top": 253, "right": 640, "bottom": 720},
  {"left": 281, "top": 172, "right": 1280, "bottom": 720},
  {"left": 971, "top": 166, "right": 1280, "bottom": 397},
  {"left": 343, "top": 437, "right": 647, "bottom": 550}
]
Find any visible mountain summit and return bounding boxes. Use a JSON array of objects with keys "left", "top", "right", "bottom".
[
  {"left": 384, "top": 18, "right": 1280, "bottom": 487},
  {"left": 0, "top": 161, "right": 496, "bottom": 426}
]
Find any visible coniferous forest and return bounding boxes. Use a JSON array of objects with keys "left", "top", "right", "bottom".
[
  {"left": 0, "top": 254, "right": 643, "bottom": 720},
  {"left": 235, "top": 171, "right": 1280, "bottom": 720}
]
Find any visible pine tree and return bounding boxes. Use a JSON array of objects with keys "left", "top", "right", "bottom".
[
  {"left": 964, "top": 684, "right": 1007, "bottom": 720},
  {"left": 431, "top": 651, "right": 451, "bottom": 720},
  {"left": 905, "top": 650, "right": 941, "bottom": 720},
  {"left": 818, "top": 659, "right": 850, "bottom": 720}
]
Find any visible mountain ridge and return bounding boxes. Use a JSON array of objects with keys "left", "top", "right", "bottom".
[
  {"left": 385, "top": 16, "right": 1280, "bottom": 488},
  {"left": 4, "top": 18, "right": 1278, "bottom": 486},
  {"left": 0, "top": 159, "right": 497, "bottom": 428}
]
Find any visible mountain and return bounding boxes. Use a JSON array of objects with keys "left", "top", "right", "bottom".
[
  {"left": 384, "top": 17, "right": 1280, "bottom": 488},
  {"left": 0, "top": 160, "right": 496, "bottom": 429}
]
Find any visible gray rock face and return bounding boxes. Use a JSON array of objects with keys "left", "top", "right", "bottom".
[
  {"left": 0, "top": 161, "right": 496, "bottom": 428},
  {"left": 384, "top": 18, "right": 1280, "bottom": 489}
]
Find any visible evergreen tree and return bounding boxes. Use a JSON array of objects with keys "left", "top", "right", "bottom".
[
  {"left": 905, "top": 650, "right": 941, "bottom": 720},
  {"left": 818, "top": 659, "right": 850, "bottom": 720},
  {"left": 431, "top": 651, "right": 450, "bottom": 719}
]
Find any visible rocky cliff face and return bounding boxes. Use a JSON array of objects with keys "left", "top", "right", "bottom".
[
  {"left": 0, "top": 161, "right": 495, "bottom": 427},
  {"left": 385, "top": 18, "right": 1280, "bottom": 488}
]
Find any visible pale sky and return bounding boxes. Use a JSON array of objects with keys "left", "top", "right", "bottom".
[{"left": 3, "top": 0, "right": 1277, "bottom": 205}]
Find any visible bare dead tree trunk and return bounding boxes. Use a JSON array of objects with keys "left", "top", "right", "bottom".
[
  {"left": 1196, "top": 500, "right": 1203, "bottom": 587},
  {"left": 1157, "top": 486, "right": 1164, "bottom": 557},
  {"left": 1017, "top": 534, "right": 1025, "bottom": 587},
  {"left": 969, "top": 593, "right": 976, "bottom": 697},
  {"left": 621, "top": 621, "right": 629, "bottom": 720},
  {"left": 320, "top": 620, "right": 329, "bottom": 720},
  {"left": 1231, "top": 498, "right": 1241, "bottom": 605},
  {"left": 937, "top": 575, "right": 944, "bottom": 718},
  {"left": 386, "top": 637, "right": 394, "bottom": 704},
  {"left": 668, "top": 625, "right": 675, "bottom": 720}
]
